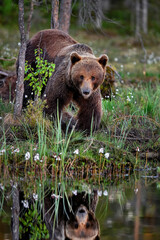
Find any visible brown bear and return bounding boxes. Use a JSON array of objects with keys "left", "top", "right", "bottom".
[
  {"left": 44, "top": 190, "right": 100, "bottom": 240},
  {"left": 24, "top": 29, "right": 108, "bottom": 131},
  {"left": 0, "top": 72, "right": 16, "bottom": 101}
]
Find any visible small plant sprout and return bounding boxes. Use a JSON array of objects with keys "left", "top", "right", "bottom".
[
  {"left": 25, "top": 48, "right": 55, "bottom": 97},
  {"left": 73, "top": 149, "right": 79, "bottom": 155},
  {"left": 25, "top": 152, "right": 30, "bottom": 160}
]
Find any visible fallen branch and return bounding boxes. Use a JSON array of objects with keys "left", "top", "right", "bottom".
[
  {"left": 0, "top": 57, "right": 17, "bottom": 62},
  {"left": 0, "top": 71, "right": 9, "bottom": 77}
]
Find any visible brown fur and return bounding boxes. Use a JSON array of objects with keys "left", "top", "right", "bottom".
[
  {"left": 0, "top": 74, "right": 16, "bottom": 101},
  {"left": 24, "top": 29, "right": 108, "bottom": 131}
]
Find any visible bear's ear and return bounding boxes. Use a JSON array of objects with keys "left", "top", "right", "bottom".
[
  {"left": 98, "top": 54, "right": 108, "bottom": 69},
  {"left": 70, "top": 52, "right": 81, "bottom": 65}
]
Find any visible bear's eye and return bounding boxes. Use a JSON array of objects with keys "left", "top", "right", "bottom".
[
  {"left": 86, "top": 222, "right": 90, "bottom": 228},
  {"left": 74, "top": 222, "right": 78, "bottom": 229},
  {"left": 80, "top": 75, "right": 84, "bottom": 80},
  {"left": 91, "top": 76, "right": 95, "bottom": 81}
]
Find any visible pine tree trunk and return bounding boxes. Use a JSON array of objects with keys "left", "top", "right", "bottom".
[
  {"left": 12, "top": 185, "right": 20, "bottom": 240},
  {"left": 95, "top": 0, "right": 102, "bottom": 29},
  {"left": 142, "top": 0, "right": 148, "bottom": 34},
  {"left": 51, "top": 0, "right": 59, "bottom": 29},
  {"left": 59, "top": 0, "right": 72, "bottom": 33},
  {"left": 26, "top": 0, "right": 34, "bottom": 40},
  {"left": 14, "top": 0, "right": 26, "bottom": 118},
  {"left": 135, "top": 0, "right": 140, "bottom": 37}
]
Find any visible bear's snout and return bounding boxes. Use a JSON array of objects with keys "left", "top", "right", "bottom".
[
  {"left": 76, "top": 205, "right": 88, "bottom": 223},
  {"left": 80, "top": 81, "right": 92, "bottom": 99}
]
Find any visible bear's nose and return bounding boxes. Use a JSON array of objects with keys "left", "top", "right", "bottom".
[
  {"left": 82, "top": 89, "right": 90, "bottom": 95},
  {"left": 78, "top": 209, "right": 85, "bottom": 214}
]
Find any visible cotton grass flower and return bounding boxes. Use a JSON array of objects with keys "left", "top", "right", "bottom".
[
  {"left": 0, "top": 184, "right": 4, "bottom": 190},
  {"left": 98, "top": 190, "right": 102, "bottom": 196},
  {"left": 12, "top": 148, "right": 20, "bottom": 154},
  {"left": 56, "top": 156, "right": 61, "bottom": 161},
  {"left": 34, "top": 153, "right": 40, "bottom": 161},
  {"left": 0, "top": 149, "right": 5, "bottom": 155},
  {"left": 21, "top": 200, "right": 29, "bottom": 208},
  {"left": 99, "top": 148, "right": 104, "bottom": 154},
  {"left": 51, "top": 193, "right": 62, "bottom": 199},
  {"left": 103, "top": 190, "right": 108, "bottom": 196},
  {"left": 72, "top": 190, "right": 77, "bottom": 195},
  {"left": 73, "top": 149, "right": 79, "bottom": 155},
  {"left": 105, "top": 153, "right": 110, "bottom": 159},
  {"left": 25, "top": 152, "right": 30, "bottom": 160},
  {"left": 33, "top": 193, "right": 38, "bottom": 201}
]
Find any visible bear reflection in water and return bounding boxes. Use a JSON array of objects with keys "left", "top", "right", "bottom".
[{"left": 44, "top": 190, "right": 100, "bottom": 240}]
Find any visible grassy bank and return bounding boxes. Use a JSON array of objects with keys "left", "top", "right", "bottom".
[{"left": 0, "top": 81, "right": 160, "bottom": 176}]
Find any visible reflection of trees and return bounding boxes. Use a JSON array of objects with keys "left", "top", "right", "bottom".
[
  {"left": 97, "top": 177, "right": 160, "bottom": 240},
  {"left": 12, "top": 183, "right": 20, "bottom": 240},
  {"left": 134, "top": 181, "right": 141, "bottom": 240}
]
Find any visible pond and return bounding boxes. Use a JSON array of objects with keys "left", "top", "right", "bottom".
[{"left": 0, "top": 169, "right": 160, "bottom": 240}]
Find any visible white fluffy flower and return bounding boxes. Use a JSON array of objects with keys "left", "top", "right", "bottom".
[
  {"left": 0, "top": 149, "right": 5, "bottom": 155},
  {"left": 73, "top": 149, "right": 79, "bottom": 155},
  {"left": 104, "top": 153, "right": 110, "bottom": 159},
  {"left": 25, "top": 152, "right": 30, "bottom": 160},
  {"left": 34, "top": 153, "right": 40, "bottom": 161},
  {"left": 21, "top": 200, "right": 29, "bottom": 208},
  {"left": 99, "top": 148, "right": 104, "bottom": 154},
  {"left": 12, "top": 148, "right": 20, "bottom": 153},
  {"left": 72, "top": 190, "right": 77, "bottom": 195},
  {"left": 51, "top": 193, "right": 62, "bottom": 199},
  {"left": 0, "top": 184, "right": 4, "bottom": 190},
  {"left": 103, "top": 190, "right": 108, "bottom": 196},
  {"left": 33, "top": 193, "right": 38, "bottom": 201},
  {"left": 98, "top": 190, "right": 102, "bottom": 196},
  {"left": 56, "top": 156, "right": 61, "bottom": 161}
]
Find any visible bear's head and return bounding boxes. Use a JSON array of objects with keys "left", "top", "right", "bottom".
[
  {"left": 65, "top": 205, "right": 100, "bottom": 240},
  {"left": 70, "top": 52, "right": 108, "bottom": 99}
]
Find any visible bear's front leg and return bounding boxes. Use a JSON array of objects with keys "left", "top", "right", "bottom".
[
  {"left": 75, "top": 90, "right": 103, "bottom": 132},
  {"left": 43, "top": 72, "right": 75, "bottom": 131}
]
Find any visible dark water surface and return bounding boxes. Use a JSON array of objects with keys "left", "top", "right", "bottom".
[{"left": 0, "top": 170, "right": 160, "bottom": 240}]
